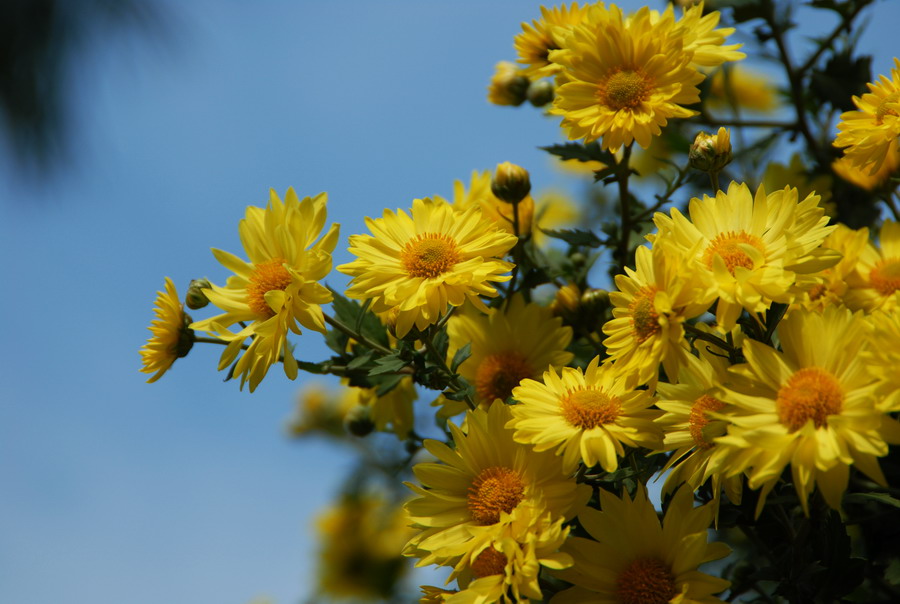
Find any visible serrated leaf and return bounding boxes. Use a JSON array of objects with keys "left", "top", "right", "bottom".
[
  {"left": 450, "top": 343, "right": 471, "bottom": 372},
  {"left": 328, "top": 287, "right": 390, "bottom": 348},
  {"left": 540, "top": 141, "right": 616, "bottom": 164},
  {"left": 540, "top": 228, "right": 604, "bottom": 248},
  {"left": 369, "top": 353, "right": 407, "bottom": 376},
  {"left": 373, "top": 373, "right": 403, "bottom": 397},
  {"left": 347, "top": 351, "right": 374, "bottom": 370}
]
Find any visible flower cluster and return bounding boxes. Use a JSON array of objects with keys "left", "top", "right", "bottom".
[{"left": 140, "top": 1, "right": 900, "bottom": 602}]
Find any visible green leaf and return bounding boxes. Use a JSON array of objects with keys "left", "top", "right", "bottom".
[
  {"left": 369, "top": 353, "right": 408, "bottom": 376},
  {"left": 845, "top": 492, "right": 900, "bottom": 508},
  {"left": 540, "top": 228, "right": 604, "bottom": 248},
  {"left": 328, "top": 287, "right": 390, "bottom": 348},
  {"left": 373, "top": 373, "right": 403, "bottom": 397},
  {"left": 347, "top": 351, "right": 374, "bottom": 370},
  {"left": 450, "top": 343, "right": 471, "bottom": 372},
  {"left": 540, "top": 141, "right": 615, "bottom": 164}
]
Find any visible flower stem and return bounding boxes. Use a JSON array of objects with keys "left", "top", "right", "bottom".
[{"left": 324, "top": 313, "right": 393, "bottom": 355}]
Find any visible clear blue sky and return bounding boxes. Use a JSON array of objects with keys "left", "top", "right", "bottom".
[{"left": 1, "top": 2, "right": 898, "bottom": 603}]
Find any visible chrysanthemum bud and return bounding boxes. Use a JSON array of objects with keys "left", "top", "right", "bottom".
[
  {"left": 185, "top": 278, "right": 211, "bottom": 309},
  {"left": 580, "top": 288, "right": 609, "bottom": 314},
  {"left": 176, "top": 312, "right": 195, "bottom": 358},
  {"left": 689, "top": 127, "right": 733, "bottom": 173},
  {"left": 344, "top": 404, "right": 375, "bottom": 437},
  {"left": 491, "top": 162, "right": 532, "bottom": 205},
  {"left": 487, "top": 61, "right": 529, "bottom": 107},
  {"left": 527, "top": 80, "right": 554, "bottom": 107},
  {"left": 551, "top": 283, "right": 582, "bottom": 320}
]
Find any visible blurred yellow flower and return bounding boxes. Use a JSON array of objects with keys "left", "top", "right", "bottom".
[
  {"left": 190, "top": 189, "right": 339, "bottom": 391},
  {"left": 833, "top": 139, "right": 900, "bottom": 191},
  {"left": 315, "top": 494, "right": 414, "bottom": 600},
  {"left": 845, "top": 219, "right": 900, "bottom": 312},
  {"left": 338, "top": 197, "right": 516, "bottom": 338},
  {"left": 707, "top": 65, "right": 779, "bottom": 113},
  {"left": 140, "top": 277, "right": 194, "bottom": 383},
  {"left": 487, "top": 61, "right": 529, "bottom": 106}
]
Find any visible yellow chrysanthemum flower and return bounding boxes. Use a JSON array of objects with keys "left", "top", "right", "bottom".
[
  {"left": 315, "top": 494, "right": 414, "bottom": 600},
  {"left": 405, "top": 403, "right": 590, "bottom": 564},
  {"left": 707, "top": 65, "right": 778, "bottom": 113},
  {"left": 552, "top": 5, "right": 704, "bottom": 151},
  {"left": 552, "top": 485, "right": 731, "bottom": 604},
  {"left": 794, "top": 223, "right": 869, "bottom": 312},
  {"left": 864, "top": 310, "right": 900, "bottom": 411},
  {"left": 643, "top": 1, "right": 745, "bottom": 68},
  {"left": 844, "top": 219, "right": 900, "bottom": 312},
  {"left": 190, "top": 189, "right": 339, "bottom": 391},
  {"left": 652, "top": 181, "right": 837, "bottom": 331},
  {"left": 508, "top": 356, "right": 662, "bottom": 471},
  {"left": 602, "top": 242, "right": 715, "bottom": 386},
  {"left": 438, "top": 295, "right": 573, "bottom": 416},
  {"left": 833, "top": 139, "right": 900, "bottom": 191},
  {"left": 356, "top": 376, "right": 417, "bottom": 439},
  {"left": 420, "top": 586, "right": 457, "bottom": 602},
  {"left": 140, "top": 277, "right": 194, "bottom": 382},
  {"left": 448, "top": 170, "right": 535, "bottom": 237},
  {"left": 338, "top": 198, "right": 517, "bottom": 338},
  {"left": 834, "top": 58, "right": 900, "bottom": 174},
  {"left": 514, "top": 2, "right": 591, "bottom": 80},
  {"left": 712, "top": 307, "right": 900, "bottom": 516},
  {"left": 655, "top": 351, "right": 743, "bottom": 511},
  {"left": 438, "top": 501, "right": 572, "bottom": 604}
]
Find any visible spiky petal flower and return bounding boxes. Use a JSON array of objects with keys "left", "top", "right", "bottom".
[
  {"left": 514, "top": 2, "right": 591, "bottom": 80},
  {"left": 508, "top": 356, "right": 662, "bottom": 471},
  {"left": 190, "top": 188, "right": 339, "bottom": 391},
  {"left": 844, "top": 219, "right": 900, "bottom": 312},
  {"left": 712, "top": 307, "right": 900, "bottom": 516},
  {"left": 338, "top": 198, "right": 517, "bottom": 338},
  {"left": 552, "top": 485, "right": 731, "bottom": 604},
  {"left": 651, "top": 181, "right": 837, "bottom": 331},
  {"left": 551, "top": 5, "right": 704, "bottom": 150},
  {"left": 834, "top": 58, "right": 900, "bottom": 174},
  {"left": 140, "top": 277, "right": 194, "bottom": 382}
]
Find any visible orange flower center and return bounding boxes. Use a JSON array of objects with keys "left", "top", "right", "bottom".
[
  {"left": 467, "top": 466, "right": 525, "bottom": 525},
  {"left": 600, "top": 69, "right": 651, "bottom": 111},
  {"left": 247, "top": 257, "right": 292, "bottom": 318},
  {"left": 808, "top": 282, "right": 828, "bottom": 301},
  {"left": 630, "top": 286, "right": 660, "bottom": 343},
  {"left": 870, "top": 257, "right": 900, "bottom": 296},
  {"left": 400, "top": 233, "right": 460, "bottom": 279},
  {"left": 776, "top": 367, "right": 844, "bottom": 432},
  {"left": 561, "top": 387, "right": 621, "bottom": 429},
  {"left": 475, "top": 352, "right": 533, "bottom": 404},
  {"left": 702, "top": 230, "right": 765, "bottom": 274},
  {"left": 617, "top": 557, "right": 678, "bottom": 604},
  {"left": 471, "top": 546, "right": 508, "bottom": 578},
  {"left": 875, "top": 91, "right": 900, "bottom": 124},
  {"left": 689, "top": 394, "right": 725, "bottom": 449}
]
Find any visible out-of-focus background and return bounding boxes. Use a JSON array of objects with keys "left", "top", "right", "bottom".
[{"left": 1, "top": 1, "right": 898, "bottom": 603}]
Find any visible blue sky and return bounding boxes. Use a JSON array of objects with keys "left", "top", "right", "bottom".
[{"left": 1, "top": 1, "right": 899, "bottom": 603}]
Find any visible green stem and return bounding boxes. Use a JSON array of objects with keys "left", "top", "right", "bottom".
[
  {"left": 615, "top": 144, "right": 634, "bottom": 274},
  {"left": 683, "top": 322, "right": 738, "bottom": 356},
  {"left": 709, "top": 170, "right": 721, "bottom": 194}
]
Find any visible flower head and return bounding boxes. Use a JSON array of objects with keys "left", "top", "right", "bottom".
[
  {"left": 508, "top": 356, "right": 662, "bottom": 471},
  {"left": 404, "top": 403, "right": 589, "bottom": 565},
  {"left": 551, "top": 5, "right": 704, "bottom": 150},
  {"left": 190, "top": 188, "right": 339, "bottom": 391},
  {"left": 514, "top": 2, "right": 591, "bottom": 80},
  {"left": 338, "top": 197, "right": 517, "bottom": 338},
  {"left": 712, "top": 307, "right": 900, "bottom": 516},
  {"left": 834, "top": 58, "right": 900, "bottom": 174},
  {"left": 652, "top": 181, "right": 836, "bottom": 331},
  {"left": 844, "top": 219, "right": 900, "bottom": 312},
  {"left": 552, "top": 485, "right": 731, "bottom": 604},
  {"left": 140, "top": 277, "right": 194, "bottom": 382}
]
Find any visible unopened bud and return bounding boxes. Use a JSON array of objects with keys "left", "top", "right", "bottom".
[
  {"left": 580, "top": 288, "right": 609, "bottom": 314},
  {"left": 551, "top": 283, "right": 582, "bottom": 320},
  {"left": 185, "top": 278, "right": 211, "bottom": 310},
  {"left": 527, "top": 80, "right": 554, "bottom": 107},
  {"left": 689, "top": 127, "right": 732, "bottom": 173},
  {"left": 344, "top": 405, "right": 375, "bottom": 437},
  {"left": 176, "top": 312, "right": 195, "bottom": 358},
  {"left": 487, "top": 61, "right": 530, "bottom": 107},
  {"left": 491, "top": 162, "right": 532, "bottom": 205}
]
